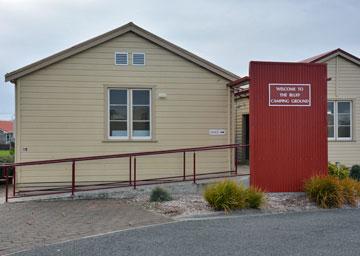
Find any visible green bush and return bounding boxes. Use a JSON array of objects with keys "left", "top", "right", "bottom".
[
  {"left": 203, "top": 180, "right": 266, "bottom": 212},
  {"left": 150, "top": 187, "right": 172, "bottom": 202},
  {"left": 328, "top": 162, "right": 349, "bottom": 179},
  {"left": 350, "top": 165, "right": 360, "bottom": 181},
  {"left": 203, "top": 180, "right": 247, "bottom": 212},
  {"left": 245, "top": 187, "right": 265, "bottom": 209},
  {"left": 304, "top": 175, "right": 344, "bottom": 208}
]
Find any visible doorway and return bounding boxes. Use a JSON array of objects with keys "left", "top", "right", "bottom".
[{"left": 242, "top": 114, "right": 249, "bottom": 161}]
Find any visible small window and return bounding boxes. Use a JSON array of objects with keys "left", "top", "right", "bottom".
[
  {"left": 132, "top": 53, "right": 145, "bottom": 65},
  {"left": 115, "top": 52, "right": 128, "bottom": 65},
  {"left": 327, "top": 100, "right": 352, "bottom": 140}
]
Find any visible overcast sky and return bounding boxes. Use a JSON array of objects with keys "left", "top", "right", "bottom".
[{"left": 1, "top": 0, "right": 359, "bottom": 120}]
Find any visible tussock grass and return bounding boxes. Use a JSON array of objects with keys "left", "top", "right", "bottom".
[
  {"left": 304, "top": 175, "right": 360, "bottom": 208},
  {"left": 203, "top": 180, "right": 265, "bottom": 212},
  {"left": 304, "top": 175, "right": 344, "bottom": 208}
]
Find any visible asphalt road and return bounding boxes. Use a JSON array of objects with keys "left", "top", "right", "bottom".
[{"left": 12, "top": 209, "right": 360, "bottom": 256}]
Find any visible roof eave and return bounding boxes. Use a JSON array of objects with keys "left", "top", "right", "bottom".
[{"left": 5, "top": 22, "right": 239, "bottom": 82}]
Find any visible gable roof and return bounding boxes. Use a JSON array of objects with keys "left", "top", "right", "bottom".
[
  {"left": 300, "top": 48, "right": 360, "bottom": 66},
  {"left": 5, "top": 22, "right": 239, "bottom": 82},
  {"left": 0, "top": 121, "right": 13, "bottom": 133}
]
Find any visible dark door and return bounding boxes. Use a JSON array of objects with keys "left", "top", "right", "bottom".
[{"left": 242, "top": 114, "right": 249, "bottom": 160}]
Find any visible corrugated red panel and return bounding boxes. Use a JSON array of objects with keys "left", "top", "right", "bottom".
[{"left": 249, "top": 61, "right": 328, "bottom": 192}]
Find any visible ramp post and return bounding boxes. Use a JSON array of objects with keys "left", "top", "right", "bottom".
[
  {"left": 4, "top": 166, "right": 8, "bottom": 202},
  {"left": 13, "top": 166, "right": 16, "bottom": 196},
  {"left": 71, "top": 161, "right": 76, "bottom": 197},
  {"left": 193, "top": 152, "right": 196, "bottom": 184}
]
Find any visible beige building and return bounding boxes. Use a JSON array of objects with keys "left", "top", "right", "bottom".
[
  {"left": 233, "top": 49, "right": 360, "bottom": 167},
  {"left": 5, "top": 22, "right": 239, "bottom": 188},
  {"left": 5, "top": 22, "right": 359, "bottom": 190}
]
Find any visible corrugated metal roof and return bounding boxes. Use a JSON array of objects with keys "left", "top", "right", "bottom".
[{"left": 300, "top": 48, "right": 360, "bottom": 65}]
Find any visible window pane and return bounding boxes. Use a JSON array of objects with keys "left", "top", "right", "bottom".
[
  {"left": 110, "top": 122, "right": 127, "bottom": 137},
  {"left": 327, "top": 114, "right": 334, "bottom": 126},
  {"left": 133, "top": 122, "right": 150, "bottom": 137},
  {"left": 338, "top": 102, "right": 350, "bottom": 114},
  {"left": 133, "top": 106, "right": 150, "bottom": 120},
  {"left": 110, "top": 106, "right": 127, "bottom": 120},
  {"left": 338, "top": 126, "right": 351, "bottom": 138},
  {"left": 110, "top": 90, "right": 127, "bottom": 104},
  {"left": 133, "top": 90, "right": 150, "bottom": 105},
  {"left": 338, "top": 114, "right": 350, "bottom": 125},
  {"left": 328, "top": 126, "right": 334, "bottom": 138},
  {"left": 327, "top": 102, "right": 334, "bottom": 114}
]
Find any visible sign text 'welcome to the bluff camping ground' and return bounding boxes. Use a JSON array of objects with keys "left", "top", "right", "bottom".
[{"left": 268, "top": 84, "right": 311, "bottom": 107}]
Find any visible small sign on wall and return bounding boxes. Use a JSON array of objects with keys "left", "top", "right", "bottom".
[
  {"left": 209, "top": 129, "right": 226, "bottom": 136},
  {"left": 269, "top": 84, "right": 311, "bottom": 107}
]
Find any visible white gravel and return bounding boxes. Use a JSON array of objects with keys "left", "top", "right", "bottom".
[{"left": 128, "top": 191, "right": 322, "bottom": 219}]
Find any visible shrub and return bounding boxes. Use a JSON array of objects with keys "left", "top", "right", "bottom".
[
  {"left": 150, "top": 187, "right": 172, "bottom": 202},
  {"left": 245, "top": 187, "right": 265, "bottom": 209},
  {"left": 328, "top": 162, "right": 349, "bottom": 179},
  {"left": 350, "top": 165, "right": 360, "bottom": 181},
  {"left": 203, "top": 180, "right": 246, "bottom": 212},
  {"left": 340, "top": 178, "right": 360, "bottom": 206},
  {"left": 304, "top": 175, "right": 344, "bottom": 208},
  {"left": 0, "top": 155, "right": 14, "bottom": 164}
]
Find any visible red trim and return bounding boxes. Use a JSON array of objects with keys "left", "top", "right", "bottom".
[
  {"left": 2, "top": 143, "right": 249, "bottom": 202},
  {"left": 300, "top": 48, "right": 360, "bottom": 64},
  {"left": 228, "top": 76, "right": 250, "bottom": 87}
]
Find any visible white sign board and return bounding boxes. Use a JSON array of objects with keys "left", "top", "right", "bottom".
[{"left": 209, "top": 129, "right": 226, "bottom": 136}]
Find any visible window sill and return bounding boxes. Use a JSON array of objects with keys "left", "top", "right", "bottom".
[
  {"left": 102, "top": 139, "right": 158, "bottom": 143},
  {"left": 328, "top": 139, "right": 356, "bottom": 143}
]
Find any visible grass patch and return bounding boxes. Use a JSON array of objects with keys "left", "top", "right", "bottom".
[
  {"left": 203, "top": 180, "right": 265, "bottom": 212},
  {"left": 245, "top": 186, "right": 265, "bottom": 209},
  {"left": 304, "top": 175, "right": 344, "bottom": 208},
  {"left": 305, "top": 175, "right": 360, "bottom": 208},
  {"left": 340, "top": 177, "right": 360, "bottom": 206},
  {"left": 0, "top": 150, "right": 10, "bottom": 157}
]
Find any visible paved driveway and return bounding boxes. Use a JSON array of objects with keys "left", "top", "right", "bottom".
[
  {"left": 13, "top": 209, "right": 360, "bottom": 256},
  {"left": 0, "top": 199, "right": 170, "bottom": 255}
]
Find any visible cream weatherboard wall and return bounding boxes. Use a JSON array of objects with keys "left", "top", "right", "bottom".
[
  {"left": 325, "top": 56, "right": 360, "bottom": 166},
  {"left": 15, "top": 31, "right": 235, "bottom": 186}
]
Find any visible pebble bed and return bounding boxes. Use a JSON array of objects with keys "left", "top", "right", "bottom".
[{"left": 129, "top": 191, "right": 321, "bottom": 219}]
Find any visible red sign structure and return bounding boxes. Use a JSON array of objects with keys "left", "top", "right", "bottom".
[
  {"left": 269, "top": 84, "right": 311, "bottom": 106},
  {"left": 250, "top": 61, "right": 328, "bottom": 192}
]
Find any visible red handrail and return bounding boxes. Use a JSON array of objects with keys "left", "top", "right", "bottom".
[{"left": 1, "top": 143, "right": 249, "bottom": 202}]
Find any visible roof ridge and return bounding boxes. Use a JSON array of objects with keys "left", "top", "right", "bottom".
[{"left": 5, "top": 22, "right": 239, "bottom": 82}]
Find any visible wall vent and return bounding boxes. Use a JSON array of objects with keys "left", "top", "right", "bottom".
[
  {"left": 132, "top": 53, "right": 145, "bottom": 65},
  {"left": 115, "top": 52, "right": 128, "bottom": 65}
]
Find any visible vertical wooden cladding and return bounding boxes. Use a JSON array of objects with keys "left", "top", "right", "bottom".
[{"left": 249, "top": 61, "right": 328, "bottom": 192}]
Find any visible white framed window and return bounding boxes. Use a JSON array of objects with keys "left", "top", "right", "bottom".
[
  {"left": 132, "top": 52, "right": 145, "bottom": 65},
  {"left": 108, "top": 88, "right": 151, "bottom": 140},
  {"left": 328, "top": 100, "right": 352, "bottom": 141},
  {"left": 115, "top": 52, "right": 128, "bottom": 65}
]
